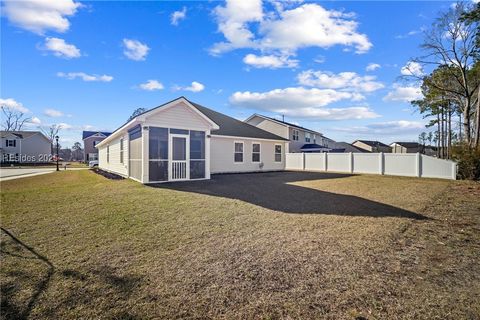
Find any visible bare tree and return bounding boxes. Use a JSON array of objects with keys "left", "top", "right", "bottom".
[
  {"left": 41, "top": 124, "right": 61, "bottom": 155},
  {"left": 72, "top": 142, "right": 84, "bottom": 161},
  {"left": 407, "top": 2, "right": 479, "bottom": 146},
  {"left": 1, "top": 106, "right": 31, "bottom": 131}
]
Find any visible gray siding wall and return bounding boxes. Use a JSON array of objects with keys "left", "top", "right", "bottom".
[{"left": 1, "top": 133, "right": 51, "bottom": 163}]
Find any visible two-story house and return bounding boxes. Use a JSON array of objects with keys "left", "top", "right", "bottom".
[
  {"left": 82, "top": 131, "right": 112, "bottom": 162},
  {"left": 352, "top": 140, "right": 391, "bottom": 153},
  {"left": 1, "top": 131, "right": 51, "bottom": 164},
  {"left": 245, "top": 114, "right": 337, "bottom": 153}
]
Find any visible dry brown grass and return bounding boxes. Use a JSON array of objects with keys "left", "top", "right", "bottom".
[{"left": 1, "top": 170, "right": 479, "bottom": 319}]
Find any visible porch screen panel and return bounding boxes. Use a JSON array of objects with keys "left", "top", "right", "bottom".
[
  {"left": 129, "top": 125, "right": 142, "bottom": 181},
  {"left": 190, "top": 130, "right": 205, "bottom": 179},
  {"left": 149, "top": 127, "right": 168, "bottom": 181}
]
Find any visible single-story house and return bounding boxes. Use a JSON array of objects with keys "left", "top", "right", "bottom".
[
  {"left": 390, "top": 142, "right": 437, "bottom": 156},
  {"left": 1, "top": 131, "right": 51, "bottom": 164},
  {"left": 83, "top": 131, "right": 112, "bottom": 162},
  {"left": 96, "top": 97, "right": 288, "bottom": 183},
  {"left": 352, "top": 140, "right": 391, "bottom": 153}
]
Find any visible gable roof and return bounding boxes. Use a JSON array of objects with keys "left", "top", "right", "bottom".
[
  {"left": 1, "top": 130, "right": 48, "bottom": 141},
  {"left": 335, "top": 142, "right": 369, "bottom": 153},
  {"left": 353, "top": 140, "right": 390, "bottom": 148},
  {"left": 97, "top": 97, "right": 288, "bottom": 147},
  {"left": 82, "top": 131, "right": 112, "bottom": 140},
  {"left": 391, "top": 142, "right": 421, "bottom": 148},
  {"left": 245, "top": 114, "right": 322, "bottom": 135},
  {"left": 188, "top": 101, "right": 288, "bottom": 141}
]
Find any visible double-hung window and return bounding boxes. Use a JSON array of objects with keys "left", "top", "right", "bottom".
[
  {"left": 234, "top": 142, "right": 243, "bottom": 163},
  {"left": 305, "top": 132, "right": 311, "bottom": 143},
  {"left": 292, "top": 130, "right": 299, "bottom": 141},
  {"left": 275, "top": 144, "right": 282, "bottom": 162},
  {"left": 120, "top": 139, "right": 124, "bottom": 164},
  {"left": 252, "top": 143, "right": 260, "bottom": 162},
  {"left": 6, "top": 139, "right": 16, "bottom": 147}
]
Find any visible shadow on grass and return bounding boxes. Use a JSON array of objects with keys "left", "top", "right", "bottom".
[
  {"left": 0, "top": 228, "right": 143, "bottom": 319},
  {"left": 151, "top": 171, "right": 428, "bottom": 220}
]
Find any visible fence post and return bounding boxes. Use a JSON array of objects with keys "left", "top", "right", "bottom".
[
  {"left": 324, "top": 152, "right": 328, "bottom": 172},
  {"left": 416, "top": 153, "right": 422, "bottom": 177},
  {"left": 379, "top": 152, "right": 384, "bottom": 175},
  {"left": 349, "top": 152, "right": 354, "bottom": 173},
  {"left": 302, "top": 152, "right": 305, "bottom": 171},
  {"left": 451, "top": 162, "right": 457, "bottom": 180}
]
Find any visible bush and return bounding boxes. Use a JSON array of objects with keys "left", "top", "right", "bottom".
[{"left": 451, "top": 144, "right": 480, "bottom": 180}]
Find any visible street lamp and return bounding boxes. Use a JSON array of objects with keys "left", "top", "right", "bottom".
[{"left": 55, "top": 135, "right": 60, "bottom": 171}]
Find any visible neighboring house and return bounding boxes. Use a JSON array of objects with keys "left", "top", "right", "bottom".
[
  {"left": 0, "top": 131, "right": 51, "bottom": 164},
  {"left": 245, "top": 114, "right": 339, "bottom": 153},
  {"left": 391, "top": 142, "right": 437, "bottom": 156},
  {"left": 352, "top": 140, "right": 391, "bottom": 153},
  {"left": 96, "top": 97, "right": 288, "bottom": 183},
  {"left": 334, "top": 142, "right": 369, "bottom": 153},
  {"left": 83, "top": 131, "right": 112, "bottom": 162}
]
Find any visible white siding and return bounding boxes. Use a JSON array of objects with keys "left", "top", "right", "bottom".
[
  {"left": 98, "top": 133, "right": 129, "bottom": 176},
  {"left": 245, "top": 116, "right": 289, "bottom": 139},
  {"left": 144, "top": 101, "right": 212, "bottom": 131},
  {"left": 210, "top": 136, "right": 285, "bottom": 173}
]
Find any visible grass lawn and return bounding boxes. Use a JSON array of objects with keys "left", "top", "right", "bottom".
[{"left": 1, "top": 170, "right": 479, "bottom": 319}]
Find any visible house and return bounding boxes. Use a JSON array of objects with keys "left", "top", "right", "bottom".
[
  {"left": 333, "top": 142, "right": 369, "bottom": 153},
  {"left": 96, "top": 97, "right": 288, "bottom": 183},
  {"left": 83, "top": 131, "right": 112, "bottom": 162},
  {"left": 390, "top": 142, "right": 422, "bottom": 153},
  {"left": 391, "top": 142, "right": 437, "bottom": 156},
  {"left": 352, "top": 140, "right": 391, "bottom": 153},
  {"left": 245, "top": 114, "right": 338, "bottom": 153},
  {"left": 0, "top": 131, "right": 51, "bottom": 164}
]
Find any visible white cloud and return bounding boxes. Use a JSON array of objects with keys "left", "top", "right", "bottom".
[
  {"left": 122, "top": 39, "right": 150, "bottom": 61},
  {"left": 0, "top": 98, "right": 29, "bottom": 113},
  {"left": 41, "top": 37, "right": 81, "bottom": 58},
  {"left": 171, "top": 7, "right": 187, "bottom": 26},
  {"left": 229, "top": 87, "right": 379, "bottom": 120},
  {"left": 243, "top": 53, "right": 298, "bottom": 69},
  {"left": 211, "top": 1, "right": 372, "bottom": 57},
  {"left": 333, "top": 120, "right": 425, "bottom": 135},
  {"left": 57, "top": 72, "right": 113, "bottom": 82},
  {"left": 314, "top": 55, "right": 326, "bottom": 64},
  {"left": 395, "top": 29, "right": 424, "bottom": 39},
  {"left": 30, "top": 117, "right": 42, "bottom": 125},
  {"left": 174, "top": 81, "right": 205, "bottom": 92},
  {"left": 401, "top": 61, "right": 424, "bottom": 77},
  {"left": 383, "top": 84, "right": 423, "bottom": 102},
  {"left": 58, "top": 122, "right": 73, "bottom": 130},
  {"left": 366, "top": 63, "right": 381, "bottom": 72},
  {"left": 44, "top": 108, "right": 64, "bottom": 117},
  {"left": 139, "top": 80, "right": 164, "bottom": 91},
  {"left": 2, "top": 0, "right": 81, "bottom": 34},
  {"left": 297, "top": 70, "right": 384, "bottom": 93}
]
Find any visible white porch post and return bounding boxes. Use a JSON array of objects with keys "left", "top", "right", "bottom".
[
  {"left": 142, "top": 126, "right": 149, "bottom": 183},
  {"left": 205, "top": 130, "right": 211, "bottom": 179}
]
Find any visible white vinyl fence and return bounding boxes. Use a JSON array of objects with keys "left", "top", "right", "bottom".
[{"left": 286, "top": 152, "right": 457, "bottom": 180}]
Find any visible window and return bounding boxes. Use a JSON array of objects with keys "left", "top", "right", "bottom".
[
  {"left": 252, "top": 143, "right": 260, "bottom": 162},
  {"left": 5, "top": 139, "right": 16, "bottom": 147},
  {"left": 275, "top": 144, "right": 282, "bottom": 162},
  {"left": 234, "top": 142, "right": 243, "bottom": 163},
  {"left": 107, "top": 146, "right": 110, "bottom": 163},
  {"left": 93, "top": 140, "right": 101, "bottom": 147},
  {"left": 120, "top": 139, "right": 124, "bottom": 164},
  {"left": 149, "top": 127, "right": 168, "bottom": 182},
  {"left": 292, "top": 130, "right": 299, "bottom": 141},
  {"left": 305, "top": 132, "right": 311, "bottom": 143},
  {"left": 313, "top": 135, "right": 316, "bottom": 144}
]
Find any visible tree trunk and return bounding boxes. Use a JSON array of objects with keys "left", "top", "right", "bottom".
[
  {"left": 475, "top": 88, "right": 480, "bottom": 147},
  {"left": 464, "top": 97, "right": 471, "bottom": 145},
  {"left": 437, "top": 114, "right": 441, "bottom": 158},
  {"left": 448, "top": 108, "right": 452, "bottom": 159}
]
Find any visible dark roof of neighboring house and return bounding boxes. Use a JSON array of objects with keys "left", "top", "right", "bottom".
[
  {"left": 300, "top": 143, "right": 329, "bottom": 150},
  {"left": 353, "top": 140, "right": 390, "bottom": 148},
  {"left": 251, "top": 114, "right": 321, "bottom": 135},
  {"left": 392, "top": 142, "right": 421, "bottom": 148},
  {"left": 335, "top": 142, "right": 369, "bottom": 153},
  {"left": 0, "top": 130, "right": 46, "bottom": 140},
  {"left": 188, "top": 101, "right": 288, "bottom": 141},
  {"left": 82, "top": 131, "right": 112, "bottom": 140}
]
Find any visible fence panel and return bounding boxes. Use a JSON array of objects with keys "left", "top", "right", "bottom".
[
  {"left": 285, "top": 153, "right": 304, "bottom": 170},
  {"left": 353, "top": 153, "right": 380, "bottom": 174},
  {"left": 305, "top": 153, "right": 325, "bottom": 171},
  {"left": 285, "top": 152, "right": 456, "bottom": 180},
  {"left": 421, "top": 155, "right": 456, "bottom": 179}
]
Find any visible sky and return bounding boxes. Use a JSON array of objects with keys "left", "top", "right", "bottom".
[{"left": 1, "top": 0, "right": 469, "bottom": 146}]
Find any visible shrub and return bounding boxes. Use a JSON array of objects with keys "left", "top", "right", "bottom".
[{"left": 451, "top": 143, "right": 480, "bottom": 180}]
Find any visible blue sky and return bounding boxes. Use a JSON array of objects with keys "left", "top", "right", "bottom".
[{"left": 1, "top": 0, "right": 461, "bottom": 146}]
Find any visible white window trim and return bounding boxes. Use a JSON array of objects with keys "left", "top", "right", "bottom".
[
  {"left": 292, "top": 130, "right": 299, "bottom": 141},
  {"left": 234, "top": 141, "right": 244, "bottom": 164},
  {"left": 252, "top": 142, "right": 261, "bottom": 163},
  {"left": 120, "top": 139, "right": 124, "bottom": 164},
  {"left": 305, "top": 132, "right": 311, "bottom": 143},
  {"left": 274, "top": 144, "right": 282, "bottom": 163}
]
